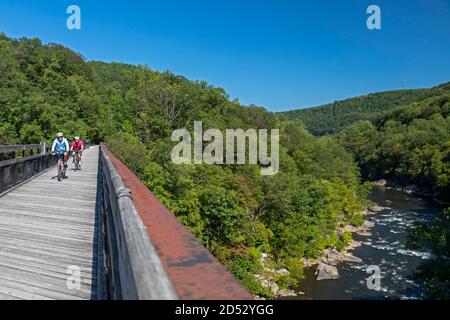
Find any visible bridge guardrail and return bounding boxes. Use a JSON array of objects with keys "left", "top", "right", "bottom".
[
  {"left": 0, "top": 143, "right": 55, "bottom": 195},
  {"left": 101, "top": 144, "right": 252, "bottom": 300},
  {"left": 98, "top": 144, "right": 179, "bottom": 300}
]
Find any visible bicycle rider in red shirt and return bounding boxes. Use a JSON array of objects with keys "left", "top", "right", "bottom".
[{"left": 70, "top": 136, "right": 84, "bottom": 167}]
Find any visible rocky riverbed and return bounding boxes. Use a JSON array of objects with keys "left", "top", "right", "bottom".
[
  {"left": 312, "top": 217, "right": 379, "bottom": 281},
  {"left": 255, "top": 205, "right": 383, "bottom": 298},
  {"left": 255, "top": 186, "right": 444, "bottom": 299},
  {"left": 289, "top": 187, "right": 442, "bottom": 300}
]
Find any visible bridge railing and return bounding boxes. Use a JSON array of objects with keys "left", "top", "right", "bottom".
[
  {"left": 98, "top": 144, "right": 178, "bottom": 300},
  {"left": 100, "top": 144, "right": 252, "bottom": 300},
  {"left": 0, "top": 143, "right": 55, "bottom": 195}
]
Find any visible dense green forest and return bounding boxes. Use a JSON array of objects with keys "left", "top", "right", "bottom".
[
  {"left": 282, "top": 82, "right": 450, "bottom": 202},
  {"left": 335, "top": 88, "right": 450, "bottom": 202},
  {"left": 0, "top": 34, "right": 370, "bottom": 297},
  {"left": 280, "top": 85, "right": 448, "bottom": 136}
]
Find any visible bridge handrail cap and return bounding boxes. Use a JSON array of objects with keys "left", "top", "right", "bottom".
[{"left": 116, "top": 186, "right": 132, "bottom": 199}]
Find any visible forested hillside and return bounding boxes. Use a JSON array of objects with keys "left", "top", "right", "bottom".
[
  {"left": 0, "top": 34, "right": 370, "bottom": 297},
  {"left": 335, "top": 89, "right": 450, "bottom": 202},
  {"left": 281, "top": 85, "right": 449, "bottom": 136},
  {"left": 280, "top": 80, "right": 450, "bottom": 202}
]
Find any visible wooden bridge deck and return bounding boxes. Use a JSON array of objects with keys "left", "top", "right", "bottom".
[{"left": 0, "top": 146, "right": 101, "bottom": 300}]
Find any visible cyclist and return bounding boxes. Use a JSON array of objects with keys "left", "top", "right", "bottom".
[
  {"left": 51, "top": 132, "right": 70, "bottom": 181},
  {"left": 70, "top": 136, "right": 84, "bottom": 169}
]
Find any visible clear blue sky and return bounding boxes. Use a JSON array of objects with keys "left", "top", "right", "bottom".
[{"left": 0, "top": 0, "right": 449, "bottom": 111}]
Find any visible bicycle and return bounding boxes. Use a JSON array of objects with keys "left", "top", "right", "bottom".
[
  {"left": 53, "top": 152, "right": 68, "bottom": 182},
  {"left": 72, "top": 150, "right": 82, "bottom": 171}
]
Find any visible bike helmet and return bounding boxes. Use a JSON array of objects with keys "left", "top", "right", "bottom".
[
  {"left": 74, "top": 136, "right": 80, "bottom": 140},
  {"left": 57, "top": 132, "right": 64, "bottom": 138}
]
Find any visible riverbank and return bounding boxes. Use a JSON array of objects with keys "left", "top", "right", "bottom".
[
  {"left": 298, "top": 209, "right": 381, "bottom": 283},
  {"left": 255, "top": 203, "right": 382, "bottom": 298},
  {"left": 288, "top": 187, "right": 441, "bottom": 300},
  {"left": 255, "top": 186, "right": 444, "bottom": 299}
]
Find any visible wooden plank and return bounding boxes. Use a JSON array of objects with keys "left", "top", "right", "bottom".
[
  {"left": 0, "top": 267, "right": 92, "bottom": 299},
  {"left": 0, "top": 202, "right": 96, "bottom": 214},
  {"left": 5, "top": 192, "right": 96, "bottom": 205},
  {"left": 0, "top": 282, "right": 53, "bottom": 300},
  {"left": 0, "top": 254, "right": 96, "bottom": 281},
  {"left": 0, "top": 230, "right": 97, "bottom": 251},
  {"left": 0, "top": 154, "right": 41, "bottom": 167},
  {"left": 0, "top": 144, "right": 43, "bottom": 154},
  {"left": 0, "top": 290, "right": 22, "bottom": 300},
  {"left": 0, "top": 235, "right": 96, "bottom": 260},
  {"left": 0, "top": 219, "right": 95, "bottom": 235},
  {"left": 0, "top": 227, "right": 95, "bottom": 245},
  {"left": 0, "top": 278, "right": 84, "bottom": 300},
  {"left": 0, "top": 210, "right": 95, "bottom": 227},
  {"left": 0, "top": 208, "right": 95, "bottom": 225},
  {"left": 0, "top": 243, "right": 96, "bottom": 267},
  {"left": 0, "top": 218, "right": 95, "bottom": 233},
  {"left": 0, "top": 145, "right": 25, "bottom": 154}
]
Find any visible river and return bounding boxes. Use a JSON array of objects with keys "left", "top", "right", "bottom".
[{"left": 292, "top": 187, "right": 444, "bottom": 300}]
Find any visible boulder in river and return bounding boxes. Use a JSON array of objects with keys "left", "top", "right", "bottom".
[
  {"left": 325, "top": 248, "right": 341, "bottom": 260},
  {"left": 278, "top": 289, "right": 298, "bottom": 297},
  {"left": 368, "top": 205, "right": 385, "bottom": 212},
  {"left": 362, "top": 220, "right": 375, "bottom": 229},
  {"left": 325, "top": 259, "right": 338, "bottom": 266},
  {"left": 404, "top": 185, "right": 419, "bottom": 194},
  {"left": 270, "top": 282, "right": 279, "bottom": 295},
  {"left": 260, "top": 252, "right": 269, "bottom": 262},
  {"left": 277, "top": 268, "right": 290, "bottom": 276},
  {"left": 341, "top": 253, "right": 363, "bottom": 263},
  {"left": 372, "top": 179, "right": 387, "bottom": 187},
  {"left": 301, "top": 258, "right": 316, "bottom": 268},
  {"left": 260, "top": 279, "right": 280, "bottom": 295},
  {"left": 342, "top": 225, "right": 358, "bottom": 233},
  {"left": 315, "top": 263, "right": 339, "bottom": 280},
  {"left": 347, "top": 240, "right": 361, "bottom": 251}
]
